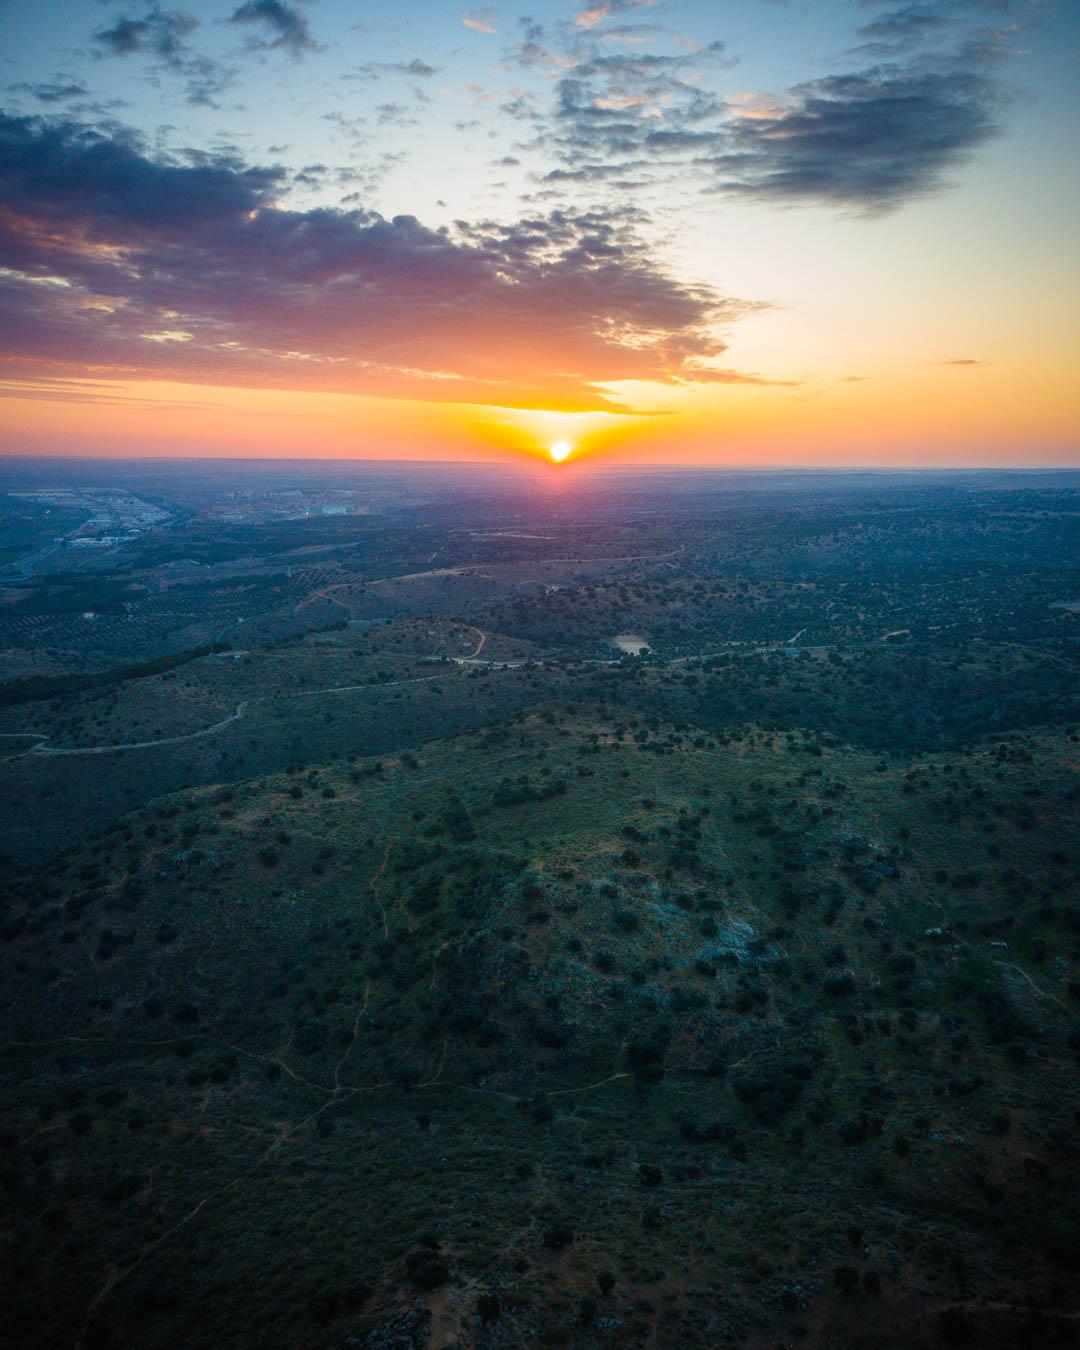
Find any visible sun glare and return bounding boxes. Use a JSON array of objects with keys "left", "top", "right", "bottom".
[{"left": 549, "top": 440, "right": 572, "bottom": 463}]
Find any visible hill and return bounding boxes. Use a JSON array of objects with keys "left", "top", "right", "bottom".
[{"left": 3, "top": 711, "right": 1077, "bottom": 1348}]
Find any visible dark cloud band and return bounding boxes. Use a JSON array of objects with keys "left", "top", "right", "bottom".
[
  {"left": 0, "top": 112, "right": 754, "bottom": 410},
  {"left": 708, "top": 66, "right": 1002, "bottom": 211}
]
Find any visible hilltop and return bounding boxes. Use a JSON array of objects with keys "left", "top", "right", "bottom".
[{"left": 3, "top": 711, "right": 1077, "bottom": 1347}]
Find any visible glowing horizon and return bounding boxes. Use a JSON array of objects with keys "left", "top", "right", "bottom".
[{"left": 0, "top": 1, "right": 1077, "bottom": 466}]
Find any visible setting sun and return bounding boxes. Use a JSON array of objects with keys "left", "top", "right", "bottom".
[{"left": 549, "top": 440, "right": 572, "bottom": 463}]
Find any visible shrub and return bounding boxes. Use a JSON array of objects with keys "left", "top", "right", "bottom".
[
  {"left": 405, "top": 1250, "right": 448, "bottom": 1290},
  {"left": 833, "top": 1265, "right": 859, "bottom": 1293},
  {"left": 937, "top": 1307, "right": 970, "bottom": 1344},
  {"left": 295, "top": 1020, "right": 327, "bottom": 1055},
  {"left": 823, "top": 972, "right": 856, "bottom": 997},
  {"left": 543, "top": 1223, "right": 574, "bottom": 1249}
]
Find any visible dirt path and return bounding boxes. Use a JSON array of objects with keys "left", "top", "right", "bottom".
[
  {"left": 27, "top": 702, "right": 250, "bottom": 757},
  {"left": 525, "top": 546, "right": 684, "bottom": 565},
  {"left": 295, "top": 582, "right": 357, "bottom": 613},
  {"left": 3, "top": 629, "right": 916, "bottom": 760},
  {"left": 369, "top": 567, "right": 464, "bottom": 584},
  {"left": 13, "top": 674, "right": 455, "bottom": 758},
  {"left": 368, "top": 549, "right": 682, "bottom": 584},
  {"left": 0, "top": 731, "right": 49, "bottom": 762}
]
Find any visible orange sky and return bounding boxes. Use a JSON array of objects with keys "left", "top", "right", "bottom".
[
  {"left": 1, "top": 0, "right": 1077, "bottom": 467},
  {"left": 2, "top": 361, "right": 1076, "bottom": 467}
]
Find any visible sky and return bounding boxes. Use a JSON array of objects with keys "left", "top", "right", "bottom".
[{"left": 0, "top": 0, "right": 1077, "bottom": 466}]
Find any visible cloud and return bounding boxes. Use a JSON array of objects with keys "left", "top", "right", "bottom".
[
  {"left": 856, "top": 0, "right": 1019, "bottom": 11},
  {"left": 90, "top": 7, "right": 236, "bottom": 105},
  {"left": 93, "top": 8, "right": 199, "bottom": 63},
  {"left": 849, "top": 3, "right": 1026, "bottom": 57},
  {"left": 9, "top": 82, "right": 90, "bottom": 105},
  {"left": 396, "top": 58, "right": 437, "bottom": 78},
  {"left": 857, "top": 5, "right": 954, "bottom": 45},
  {"left": 229, "top": 1, "right": 317, "bottom": 56},
  {"left": 346, "top": 59, "right": 438, "bottom": 81},
  {"left": 0, "top": 112, "right": 758, "bottom": 412},
  {"left": 495, "top": 15, "right": 735, "bottom": 188},
  {"left": 177, "top": 54, "right": 238, "bottom": 107},
  {"left": 576, "top": 0, "right": 658, "bottom": 30},
  {"left": 708, "top": 65, "right": 1002, "bottom": 211},
  {"left": 0, "top": 376, "right": 228, "bottom": 410},
  {"left": 462, "top": 6, "right": 497, "bottom": 34},
  {"left": 853, "top": 0, "right": 1049, "bottom": 53},
  {"left": 535, "top": 40, "right": 1004, "bottom": 215},
  {"left": 375, "top": 102, "right": 417, "bottom": 127},
  {"left": 499, "top": 2, "right": 1008, "bottom": 216},
  {"left": 545, "top": 45, "right": 729, "bottom": 171},
  {"left": 937, "top": 357, "right": 988, "bottom": 365}
]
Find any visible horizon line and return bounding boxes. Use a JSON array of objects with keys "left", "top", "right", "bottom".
[{"left": 1, "top": 454, "right": 1079, "bottom": 474}]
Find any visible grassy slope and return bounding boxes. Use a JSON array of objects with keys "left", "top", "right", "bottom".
[{"left": 2, "top": 712, "right": 1077, "bottom": 1348}]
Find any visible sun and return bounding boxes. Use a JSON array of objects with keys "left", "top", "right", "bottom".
[{"left": 549, "top": 440, "right": 572, "bottom": 463}]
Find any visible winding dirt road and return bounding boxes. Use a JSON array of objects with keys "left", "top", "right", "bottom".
[{"left": 6, "top": 674, "right": 454, "bottom": 759}]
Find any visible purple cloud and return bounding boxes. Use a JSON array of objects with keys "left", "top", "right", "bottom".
[{"left": 0, "top": 113, "right": 758, "bottom": 410}]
